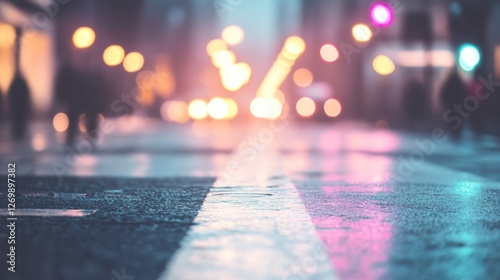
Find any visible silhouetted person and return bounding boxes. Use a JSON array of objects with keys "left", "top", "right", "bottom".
[
  {"left": 55, "top": 65, "right": 109, "bottom": 146},
  {"left": 467, "top": 78, "right": 486, "bottom": 139},
  {"left": 8, "top": 27, "right": 31, "bottom": 140},
  {"left": 440, "top": 69, "right": 468, "bottom": 140},
  {"left": 403, "top": 80, "right": 428, "bottom": 130}
]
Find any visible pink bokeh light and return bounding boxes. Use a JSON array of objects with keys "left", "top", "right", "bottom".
[{"left": 370, "top": 3, "right": 393, "bottom": 27}]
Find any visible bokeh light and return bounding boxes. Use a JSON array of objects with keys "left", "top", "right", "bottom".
[
  {"left": 161, "top": 101, "right": 189, "bottom": 123},
  {"left": 320, "top": 44, "right": 339, "bottom": 62},
  {"left": 459, "top": 44, "right": 481, "bottom": 72},
  {"left": 208, "top": 97, "right": 229, "bottom": 120},
  {"left": 324, "top": 98, "right": 342, "bottom": 117},
  {"left": 370, "top": 3, "right": 393, "bottom": 27},
  {"left": 352, "top": 24, "right": 372, "bottom": 43},
  {"left": 284, "top": 36, "right": 306, "bottom": 58},
  {"left": 206, "top": 39, "right": 227, "bottom": 56},
  {"left": 0, "top": 24, "right": 16, "bottom": 48},
  {"left": 53, "top": 112, "right": 69, "bottom": 132},
  {"left": 123, "top": 52, "right": 144, "bottom": 73},
  {"left": 220, "top": 64, "right": 246, "bottom": 91},
  {"left": 72, "top": 27, "right": 95, "bottom": 49},
  {"left": 211, "top": 50, "right": 236, "bottom": 69},
  {"left": 373, "top": 55, "right": 395, "bottom": 75},
  {"left": 275, "top": 90, "right": 286, "bottom": 105},
  {"left": 221, "top": 25, "right": 245, "bottom": 46},
  {"left": 250, "top": 97, "right": 282, "bottom": 120},
  {"left": 224, "top": 98, "right": 238, "bottom": 119},
  {"left": 103, "top": 45, "right": 125, "bottom": 66},
  {"left": 293, "top": 68, "right": 314, "bottom": 88},
  {"left": 188, "top": 99, "right": 208, "bottom": 120},
  {"left": 296, "top": 97, "right": 316, "bottom": 117}
]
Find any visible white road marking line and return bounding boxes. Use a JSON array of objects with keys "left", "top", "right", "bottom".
[
  {"left": 0, "top": 209, "right": 97, "bottom": 217},
  {"left": 159, "top": 147, "right": 337, "bottom": 280}
]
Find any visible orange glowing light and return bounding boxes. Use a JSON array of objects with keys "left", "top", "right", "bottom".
[
  {"left": 275, "top": 90, "right": 286, "bottom": 105},
  {"left": 123, "top": 52, "right": 144, "bottom": 73},
  {"left": 221, "top": 25, "right": 244, "bottom": 46},
  {"left": 324, "top": 98, "right": 342, "bottom": 117},
  {"left": 188, "top": 99, "right": 208, "bottom": 120},
  {"left": 320, "top": 44, "right": 339, "bottom": 62},
  {"left": 0, "top": 24, "right": 16, "bottom": 48},
  {"left": 72, "top": 27, "right": 95, "bottom": 49},
  {"left": 206, "top": 39, "right": 228, "bottom": 56},
  {"left": 208, "top": 97, "right": 229, "bottom": 120},
  {"left": 296, "top": 97, "right": 316, "bottom": 117},
  {"left": 53, "top": 112, "right": 69, "bottom": 132},
  {"left": 161, "top": 101, "right": 189, "bottom": 123},
  {"left": 136, "top": 89, "right": 155, "bottom": 106},
  {"left": 352, "top": 24, "right": 372, "bottom": 43},
  {"left": 103, "top": 45, "right": 125, "bottom": 66},
  {"left": 293, "top": 68, "right": 313, "bottom": 88}
]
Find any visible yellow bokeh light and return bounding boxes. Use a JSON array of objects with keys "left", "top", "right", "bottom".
[
  {"left": 237, "top": 62, "right": 252, "bottom": 84},
  {"left": 0, "top": 24, "right": 16, "bottom": 48},
  {"left": 103, "top": 45, "right": 125, "bottom": 66},
  {"left": 207, "top": 97, "right": 229, "bottom": 120},
  {"left": 211, "top": 50, "right": 236, "bottom": 69},
  {"left": 250, "top": 97, "right": 282, "bottom": 120},
  {"left": 72, "top": 27, "right": 95, "bottom": 49},
  {"left": 352, "top": 24, "right": 372, "bottom": 43},
  {"left": 373, "top": 55, "right": 395, "bottom": 75},
  {"left": 224, "top": 98, "right": 238, "bottom": 119},
  {"left": 206, "top": 39, "right": 228, "bottom": 56},
  {"left": 296, "top": 97, "right": 316, "bottom": 117},
  {"left": 161, "top": 101, "right": 189, "bottom": 123},
  {"left": 188, "top": 99, "right": 208, "bottom": 120},
  {"left": 284, "top": 36, "right": 306, "bottom": 58},
  {"left": 123, "top": 52, "right": 144, "bottom": 73},
  {"left": 53, "top": 112, "right": 69, "bottom": 132},
  {"left": 293, "top": 68, "right": 313, "bottom": 88},
  {"left": 221, "top": 25, "right": 244, "bottom": 46},
  {"left": 324, "top": 98, "right": 342, "bottom": 117}
]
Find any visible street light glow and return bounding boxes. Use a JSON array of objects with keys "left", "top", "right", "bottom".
[
  {"left": 352, "top": 24, "right": 372, "bottom": 43},
  {"left": 320, "top": 44, "right": 339, "bottom": 62},
  {"left": 373, "top": 55, "right": 395, "bottom": 75},
  {"left": 103, "top": 45, "right": 125, "bottom": 66},
  {"left": 221, "top": 25, "right": 245, "bottom": 46},
  {"left": 123, "top": 52, "right": 144, "bottom": 73},
  {"left": 72, "top": 27, "right": 95, "bottom": 49}
]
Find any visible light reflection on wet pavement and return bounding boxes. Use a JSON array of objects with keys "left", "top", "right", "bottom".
[
  {"left": 1, "top": 118, "right": 500, "bottom": 279},
  {"left": 280, "top": 124, "right": 500, "bottom": 279}
]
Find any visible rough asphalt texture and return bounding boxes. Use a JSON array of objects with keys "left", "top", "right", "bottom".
[{"left": 0, "top": 176, "right": 213, "bottom": 280}]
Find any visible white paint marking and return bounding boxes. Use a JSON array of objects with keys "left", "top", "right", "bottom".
[
  {"left": 0, "top": 209, "right": 97, "bottom": 217},
  {"left": 159, "top": 147, "right": 336, "bottom": 280}
]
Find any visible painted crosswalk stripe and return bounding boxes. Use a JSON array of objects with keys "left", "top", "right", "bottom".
[{"left": 159, "top": 146, "right": 337, "bottom": 279}]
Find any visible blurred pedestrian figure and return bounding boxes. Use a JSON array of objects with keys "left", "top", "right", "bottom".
[
  {"left": 440, "top": 69, "right": 468, "bottom": 140},
  {"left": 8, "top": 27, "right": 31, "bottom": 140},
  {"left": 55, "top": 64, "right": 84, "bottom": 145},
  {"left": 402, "top": 79, "right": 428, "bottom": 130},
  {"left": 467, "top": 78, "right": 486, "bottom": 139},
  {"left": 55, "top": 64, "right": 109, "bottom": 146}
]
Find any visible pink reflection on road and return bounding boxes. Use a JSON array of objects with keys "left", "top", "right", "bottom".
[{"left": 312, "top": 185, "right": 393, "bottom": 280}]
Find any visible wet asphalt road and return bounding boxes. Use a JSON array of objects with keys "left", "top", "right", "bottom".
[{"left": 0, "top": 118, "right": 500, "bottom": 279}]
